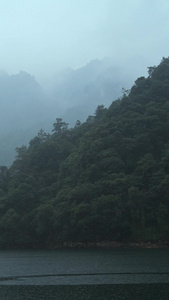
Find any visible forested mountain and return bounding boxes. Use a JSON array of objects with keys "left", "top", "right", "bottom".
[{"left": 0, "top": 57, "right": 169, "bottom": 248}]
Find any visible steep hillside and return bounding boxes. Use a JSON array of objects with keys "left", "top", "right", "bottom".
[{"left": 0, "top": 58, "right": 169, "bottom": 248}]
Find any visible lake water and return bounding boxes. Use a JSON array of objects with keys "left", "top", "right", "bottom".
[{"left": 0, "top": 248, "right": 168, "bottom": 299}]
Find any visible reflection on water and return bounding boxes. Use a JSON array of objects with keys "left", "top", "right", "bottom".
[
  {"left": 0, "top": 284, "right": 169, "bottom": 300},
  {"left": 0, "top": 249, "right": 168, "bottom": 298}
]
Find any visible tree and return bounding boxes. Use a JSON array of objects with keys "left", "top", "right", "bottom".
[{"left": 52, "top": 118, "right": 68, "bottom": 135}]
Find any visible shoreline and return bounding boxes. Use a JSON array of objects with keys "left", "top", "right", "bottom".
[
  {"left": 1, "top": 241, "right": 169, "bottom": 250},
  {"left": 53, "top": 240, "right": 169, "bottom": 249}
]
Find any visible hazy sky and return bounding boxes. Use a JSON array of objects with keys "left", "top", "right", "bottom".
[{"left": 1, "top": 0, "right": 169, "bottom": 80}]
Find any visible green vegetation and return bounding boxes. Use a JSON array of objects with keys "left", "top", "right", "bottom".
[{"left": 0, "top": 58, "right": 169, "bottom": 248}]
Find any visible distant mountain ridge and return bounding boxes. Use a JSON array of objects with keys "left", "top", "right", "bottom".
[
  {"left": 0, "top": 71, "right": 48, "bottom": 131},
  {"left": 0, "top": 71, "right": 54, "bottom": 166}
]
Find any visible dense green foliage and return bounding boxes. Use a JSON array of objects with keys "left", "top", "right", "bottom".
[{"left": 1, "top": 58, "right": 169, "bottom": 248}]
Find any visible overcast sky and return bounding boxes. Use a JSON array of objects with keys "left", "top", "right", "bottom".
[{"left": 0, "top": 0, "right": 169, "bottom": 81}]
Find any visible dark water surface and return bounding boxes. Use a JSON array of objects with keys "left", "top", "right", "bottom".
[{"left": 0, "top": 248, "right": 168, "bottom": 299}]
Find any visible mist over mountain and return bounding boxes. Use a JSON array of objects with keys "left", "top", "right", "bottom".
[
  {"left": 45, "top": 58, "right": 132, "bottom": 125},
  {"left": 0, "top": 58, "right": 134, "bottom": 166}
]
